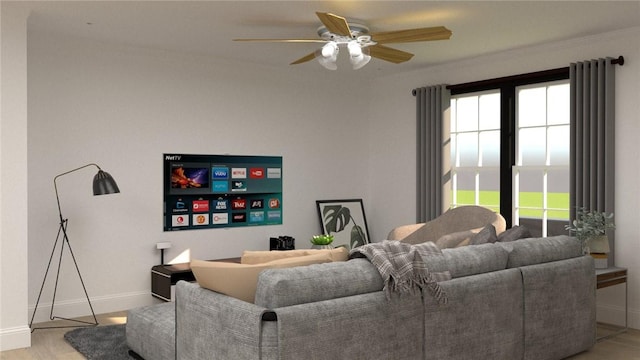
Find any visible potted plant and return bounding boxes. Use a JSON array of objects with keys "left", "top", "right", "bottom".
[
  {"left": 565, "top": 207, "right": 615, "bottom": 259},
  {"left": 310, "top": 234, "right": 334, "bottom": 249}
]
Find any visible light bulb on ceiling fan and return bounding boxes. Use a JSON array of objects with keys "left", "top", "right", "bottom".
[
  {"left": 347, "top": 41, "right": 371, "bottom": 70},
  {"left": 317, "top": 42, "right": 339, "bottom": 70}
]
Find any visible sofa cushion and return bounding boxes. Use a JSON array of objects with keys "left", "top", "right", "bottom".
[
  {"left": 469, "top": 224, "right": 498, "bottom": 245},
  {"left": 497, "top": 225, "right": 531, "bottom": 242},
  {"left": 126, "top": 302, "right": 175, "bottom": 360},
  {"left": 439, "top": 243, "right": 509, "bottom": 278},
  {"left": 240, "top": 247, "right": 348, "bottom": 264},
  {"left": 275, "top": 290, "right": 424, "bottom": 360},
  {"left": 254, "top": 258, "right": 384, "bottom": 308},
  {"left": 423, "top": 268, "right": 525, "bottom": 360},
  {"left": 519, "top": 256, "right": 596, "bottom": 359},
  {"left": 191, "top": 252, "right": 334, "bottom": 303},
  {"left": 498, "top": 235, "right": 581, "bottom": 268}
]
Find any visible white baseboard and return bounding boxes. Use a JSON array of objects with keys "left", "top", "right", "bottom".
[
  {"left": 0, "top": 325, "right": 31, "bottom": 352},
  {"left": 29, "top": 291, "right": 159, "bottom": 325}
]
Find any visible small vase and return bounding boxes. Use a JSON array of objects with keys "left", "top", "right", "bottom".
[{"left": 311, "top": 244, "right": 334, "bottom": 250}]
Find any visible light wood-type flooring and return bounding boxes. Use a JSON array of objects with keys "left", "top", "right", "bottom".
[
  {"left": 1, "top": 314, "right": 638, "bottom": 359},
  {"left": 1, "top": 311, "right": 127, "bottom": 360}
]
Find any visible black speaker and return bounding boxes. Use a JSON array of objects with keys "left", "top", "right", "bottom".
[{"left": 270, "top": 236, "right": 295, "bottom": 251}]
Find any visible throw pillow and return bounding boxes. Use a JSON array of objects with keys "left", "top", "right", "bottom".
[
  {"left": 191, "top": 252, "right": 334, "bottom": 303},
  {"left": 241, "top": 247, "right": 348, "bottom": 264},
  {"left": 496, "top": 225, "right": 531, "bottom": 242},
  {"left": 469, "top": 224, "right": 497, "bottom": 245}
]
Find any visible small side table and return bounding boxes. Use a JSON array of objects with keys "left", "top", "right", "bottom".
[
  {"left": 151, "top": 257, "right": 241, "bottom": 301},
  {"left": 595, "top": 266, "right": 628, "bottom": 341},
  {"left": 151, "top": 263, "right": 195, "bottom": 301}
]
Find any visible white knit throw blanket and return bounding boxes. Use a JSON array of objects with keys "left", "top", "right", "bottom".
[{"left": 350, "top": 240, "right": 449, "bottom": 304}]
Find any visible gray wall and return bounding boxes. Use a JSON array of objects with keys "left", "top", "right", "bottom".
[{"left": 26, "top": 30, "right": 373, "bottom": 321}]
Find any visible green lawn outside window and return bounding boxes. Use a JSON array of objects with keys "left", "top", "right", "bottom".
[{"left": 454, "top": 190, "right": 569, "bottom": 220}]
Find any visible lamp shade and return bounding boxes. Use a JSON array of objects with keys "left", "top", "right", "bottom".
[{"left": 93, "top": 170, "right": 120, "bottom": 195}]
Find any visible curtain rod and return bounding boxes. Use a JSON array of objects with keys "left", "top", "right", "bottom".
[{"left": 412, "top": 56, "right": 624, "bottom": 96}]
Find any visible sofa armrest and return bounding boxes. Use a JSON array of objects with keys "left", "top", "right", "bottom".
[{"left": 175, "top": 281, "right": 276, "bottom": 360}]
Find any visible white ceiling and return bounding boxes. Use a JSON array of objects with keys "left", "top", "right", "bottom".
[{"left": 21, "top": 1, "right": 640, "bottom": 77}]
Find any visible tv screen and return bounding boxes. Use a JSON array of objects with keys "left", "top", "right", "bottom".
[{"left": 163, "top": 153, "right": 283, "bottom": 231}]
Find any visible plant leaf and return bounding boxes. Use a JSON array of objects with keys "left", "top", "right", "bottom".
[
  {"left": 322, "top": 205, "right": 351, "bottom": 233},
  {"left": 350, "top": 225, "right": 366, "bottom": 248}
]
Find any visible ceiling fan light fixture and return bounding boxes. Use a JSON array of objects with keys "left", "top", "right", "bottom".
[
  {"left": 347, "top": 41, "right": 362, "bottom": 57},
  {"left": 351, "top": 53, "right": 371, "bottom": 70},
  {"left": 321, "top": 41, "right": 338, "bottom": 58},
  {"left": 318, "top": 41, "right": 338, "bottom": 70},
  {"left": 318, "top": 56, "right": 338, "bottom": 70},
  {"left": 348, "top": 41, "right": 370, "bottom": 70}
]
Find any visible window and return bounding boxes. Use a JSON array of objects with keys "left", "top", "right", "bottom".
[
  {"left": 450, "top": 91, "right": 501, "bottom": 213},
  {"left": 449, "top": 75, "right": 570, "bottom": 237},
  {"left": 514, "top": 82, "right": 570, "bottom": 236}
]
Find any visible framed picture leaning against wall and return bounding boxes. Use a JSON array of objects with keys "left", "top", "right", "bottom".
[{"left": 316, "top": 199, "right": 370, "bottom": 249}]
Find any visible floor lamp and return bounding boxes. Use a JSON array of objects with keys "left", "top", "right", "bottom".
[{"left": 29, "top": 163, "right": 120, "bottom": 331}]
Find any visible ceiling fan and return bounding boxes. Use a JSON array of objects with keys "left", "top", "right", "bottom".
[{"left": 233, "top": 12, "right": 452, "bottom": 70}]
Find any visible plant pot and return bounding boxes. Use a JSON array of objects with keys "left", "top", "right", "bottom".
[
  {"left": 587, "top": 235, "right": 610, "bottom": 269},
  {"left": 311, "top": 244, "right": 334, "bottom": 250},
  {"left": 587, "top": 235, "right": 610, "bottom": 254},
  {"left": 590, "top": 252, "right": 609, "bottom": 269}
]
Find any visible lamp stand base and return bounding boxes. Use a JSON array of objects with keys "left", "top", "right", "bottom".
[{"left": 29, "top": 219, "right": 98, "bottom": 332}]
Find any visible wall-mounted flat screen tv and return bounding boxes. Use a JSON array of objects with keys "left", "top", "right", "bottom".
[{"left": 163, "top": 153, "right": 283, "bottom": 231}]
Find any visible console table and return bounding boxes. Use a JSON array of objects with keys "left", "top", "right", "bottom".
[
  {"left": 595, "top": 266, "right": 628, "bottom": 341},
  {"left": 151, "top": 257, "right": 241, "bottom": 301}
]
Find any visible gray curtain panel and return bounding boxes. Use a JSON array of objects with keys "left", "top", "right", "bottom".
[
  {"left": 414, "top": 85, "right": 450, "bottom": 223},
  {"left": 569, "top": 58, "right": 616, "bottom": 265}
]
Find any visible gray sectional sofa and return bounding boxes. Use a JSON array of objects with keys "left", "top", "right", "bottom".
[{"left": 127, "top": 235, "right": 595, "bottom": 360}]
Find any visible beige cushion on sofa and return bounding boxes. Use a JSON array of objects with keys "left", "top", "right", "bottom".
[
  {"left": 191, "top": 252, "right": 334, "bottom": 303},
  {"left": 241, "top": 247, "right": 348, "bottom": 264}
]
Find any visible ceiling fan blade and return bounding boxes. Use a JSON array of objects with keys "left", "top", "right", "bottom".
[
  {"left": 316, "top": 12, "right": 351, "bottom": 37},
  {"left": 368, "top": 44, "right": 414, "bottom": 64},
  {"left": 233, "top": 38, "right": 326, "bottom": 43},
  {"left": 290, "top": 52, "right": 317, "bottom": 65},
  {"left": 371, "top": 26, "right": 452, "bottom": 44}
]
